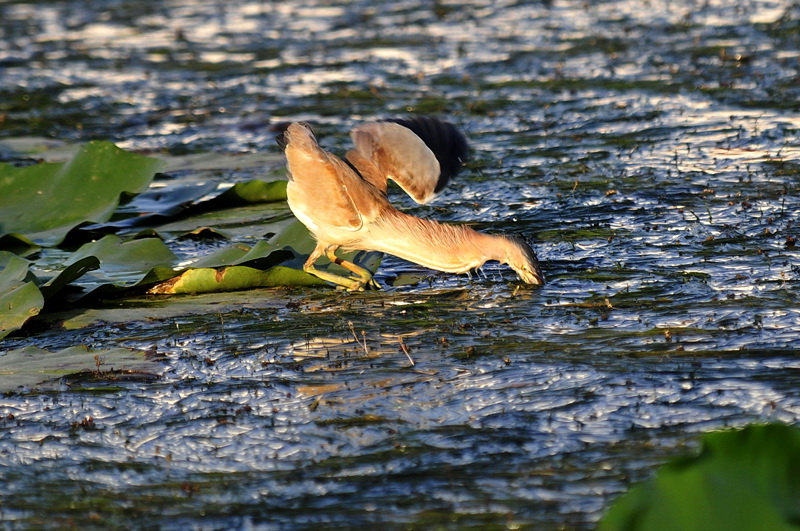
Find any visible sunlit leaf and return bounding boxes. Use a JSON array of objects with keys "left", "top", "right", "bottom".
[
  {"left": 600, "top": 423, "right": 800, "bottom": 531},
  {"left": 211, "top": 180, "right": 288, "bottom": 205},
  {"left": 0, "top": 253, "right": 44, "bottom": 340},
  {"left": 149, "top": 239, "right": 311, "bottom": 294},
  {"left": 0, "top": 346, "right": 163, "bottom": 393},
  {"left": 0, "top": 141, "right": 166, "bottom": 246},
  {"left": 148, "top": 220, "right": 382, "bottom": 294},
  {"left": 148, "top": 264, "right": 327, "bottom": 294}
]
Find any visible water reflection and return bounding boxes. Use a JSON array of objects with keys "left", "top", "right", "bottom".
[{"left": 2, "top": 0, "right": 800, "bottom": 527}]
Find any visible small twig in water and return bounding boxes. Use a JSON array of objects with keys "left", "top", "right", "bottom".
[
  {"left": 398, "top": 337, "right": 415, "bottom": 367},
  {"left": 348, "top": 321, "right": 369, "bottom": 356},
  {"left": 361, "top": 330, "right": 369, "bottom": 355}
]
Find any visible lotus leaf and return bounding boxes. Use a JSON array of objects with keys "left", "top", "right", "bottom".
[
  {"left": 0, "top": 346, "right": 163, "bottom": 393},
  {"left": 66, "top": 235, "right": 177, "bottom": 272},
  {"left": 600, "top": 423, "right": 800, "bottom": 531},
  {"left": 0, "top": 253, "right": 44, "bottom": 339},
  {"left": 0, "top": 141, "right": 166, "bottom": 246},
  {"left": 103, "top": 179, "right": 287, "bottom": 232},
  {"left": 148, "top": 264, "right": 327, "bottom": 294},
  {"left": 39, "top": 256, "right": 101, "bottom": 302}
]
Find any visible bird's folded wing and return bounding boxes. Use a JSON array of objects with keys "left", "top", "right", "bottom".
[{"left": 285, "top": 142, "right": 364, "bottom": 231}]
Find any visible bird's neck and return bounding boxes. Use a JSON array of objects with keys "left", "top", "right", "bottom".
[{"left": 365, "top": 210, "right": 508, "bottom": 273}]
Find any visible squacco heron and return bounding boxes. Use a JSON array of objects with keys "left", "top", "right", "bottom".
[{"left": 278, "top": 116, "right": 544, "bottom": 290}]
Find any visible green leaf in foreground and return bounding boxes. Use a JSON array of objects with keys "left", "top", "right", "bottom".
[
  {"left": 600, "top": 423, "right": 800, "bottom": 531},
  {"left": 0, "top": 141, "right": 166, "bottom": 246},
  {"left": 0, "top": 346, "right": 164, "bottom": 393},
  {"left": 0, "top": 252, "right": 44, "bottom": 339}
]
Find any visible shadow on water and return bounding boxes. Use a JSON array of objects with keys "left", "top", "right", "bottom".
[{"left": 1, "top": 0, "right": 800, "bottom": 528}]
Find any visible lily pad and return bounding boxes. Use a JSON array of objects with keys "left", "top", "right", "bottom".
[
  {"left": 66, "top": 235, "right": 177, "bottom": 272},
  {"left": 600, "top": 423, "right": 800, "bottom": 531},
  {"left": 204, "top": 179, "right": 288, "bottom": 207},
  {"left": 53, "top": 235, "right": 179, "bottom": 297},
  {"left": 148, "top": 264, "right": 326, "bottom": 294},
  {"left": 267, "top": 219, "right": 384, "bottom": 280},
  {"left": 0, "top": 346, "right": 164, "bottom": 393},
  {"left": 0, "top": 141, "right": 166, "bottom": 246},
  {"left": 148, "top": 222, "right": 383, "bottom": 294},
  {"left": 39, "top": 256, "right": 101, "bottom": 302},
  {"left": 0, "top": 253, "right": 44, "bottom": 339},
  {"left": 99, "top": 179, "right": 287, "bottom": 232}
]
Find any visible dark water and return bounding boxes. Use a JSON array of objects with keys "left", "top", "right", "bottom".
[{"left": 2, "top": 0, "right": 800, "bottom": 528}]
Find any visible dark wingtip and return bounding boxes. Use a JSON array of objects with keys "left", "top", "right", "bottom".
[{"left": 384, "top": 116, "right": 470, "bottom": 193}]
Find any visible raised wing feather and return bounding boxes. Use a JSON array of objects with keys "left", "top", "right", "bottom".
[{"left": 348, "top": 116, "right": 469, "bottom": 204}]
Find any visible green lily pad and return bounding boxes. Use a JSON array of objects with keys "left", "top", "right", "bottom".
[
  {"left": 103, "top": 179, "right": 286, "bottom": 234},
  {"left": 148, "top": 221, "right": 383, "bottom": 294},
  {"left": 66, "top": 235, "right": 177, "bottom": 272},
  {"left": 54, "top": 235, "right": 178, "bottom": 297},
  {"left": 600, "top": 423, "right": 800, "bottom": 531},
  {"left": 267, "top": 219, "right": 384, "bottom": 279},
  {"left": 0, "top": 253, "right": 44, "bottom": 340},
  {"left": 186, "top": 243, "right": 254, "bottom": 269},
  {"left": 148, "top": 264, "right": 327, "bottom": 294},
  {"left": 0, "top": 346, "right": 164, "bottom": 393},
  {"left": 205, "top": 179, "right": 288, "bottom": 207},
  {"left": 0, "top": 141, "right": 166, "bottom": 246},
  {"left": 39, "top": 256, "right": 101, "bottom": 302}
]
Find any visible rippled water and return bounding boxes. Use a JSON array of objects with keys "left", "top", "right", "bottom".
[{"left": 2, "top": 0, "right": 800, "bottom": 528}]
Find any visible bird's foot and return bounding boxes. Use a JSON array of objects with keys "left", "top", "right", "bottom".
[{"left": 304, "top": 264, "right": 380, "bottom": 291}]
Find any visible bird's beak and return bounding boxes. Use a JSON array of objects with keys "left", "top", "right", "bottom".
[{"left": 516, "top": 263, "right": 545, "bottom": 285}]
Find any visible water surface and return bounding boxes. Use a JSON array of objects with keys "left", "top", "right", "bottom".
[{"left": 1, "top": 0, "right": 799, "bottom": 528}]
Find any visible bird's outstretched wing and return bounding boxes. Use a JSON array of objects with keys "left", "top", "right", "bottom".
[
  {"left": 347, "top": 116, "right": 469, "bottom": 204},
  {"left": 281, "top": 123, "right": 380, "bottom": 231}
]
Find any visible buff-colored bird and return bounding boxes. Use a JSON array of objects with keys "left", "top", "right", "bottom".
[{"left": 277, "top": 116, "right": 544, "bottom": 290}]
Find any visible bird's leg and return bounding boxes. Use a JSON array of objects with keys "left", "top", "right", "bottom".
[
  {"left": 324, "top": 246, "right": 380, "bottom": 290},
  {"left": 302, "top": 244, "right": 369, "bottom": 291}
]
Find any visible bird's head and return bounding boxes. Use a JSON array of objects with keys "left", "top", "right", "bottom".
[{"left": 503, "top": 236, "right": 545, "bottom": 285}]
